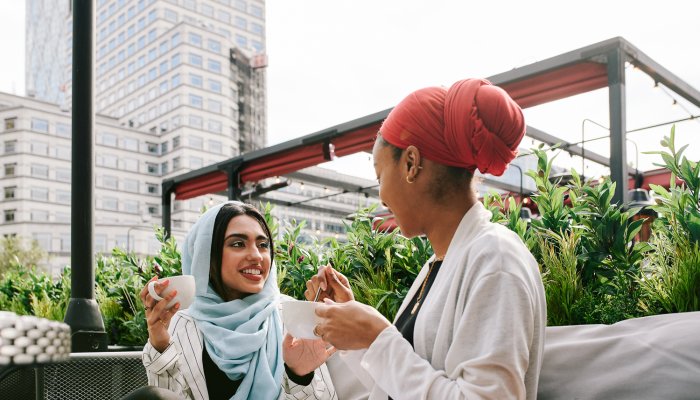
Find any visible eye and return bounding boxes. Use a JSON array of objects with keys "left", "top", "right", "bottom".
[
  {"left": 258, "top": 241, "right": 270, "bottom": 249},
  {"left": 228, "top": 240, "right": 245, "bottom": 248}
]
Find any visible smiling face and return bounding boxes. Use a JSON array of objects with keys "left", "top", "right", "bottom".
[{"left": 218, "top": 214, "right": 272, "bottom": 301}]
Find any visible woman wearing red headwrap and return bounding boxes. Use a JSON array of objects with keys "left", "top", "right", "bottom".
[{"left": 304, "top": 78, "right": 546, "bottom": 400}]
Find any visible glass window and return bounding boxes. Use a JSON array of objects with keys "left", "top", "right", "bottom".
[
  {"left": 4, "top": 140, "right": 17, "bottom": 154},
  {"left": 207, "top": 59, "right": 221, "bottom": 73},
  {"left": 188, "top": 32, "right": 202, "bottom": 47},
  {"left": 56, "top": 190, "right": 71, "bottom": 205},
  {"left": 234, "top": 0, "right": 247, "bottom": 11},
  {"left": 122, "top": 158, "right": 139, "bottom": 172},
  {"left": 171, "top": 73, "right": 181, "bottom": 87},
  {"left": 189, "top": 53, "right": 202, "bottom": 67},
  {"left": 190, "top": 156, "right": 203, "bottom": 169},
  {"left": 124, "top": 200, "right": 139, "bottom": 213},
  {"left": 122, "top": 137, "right": 139, "bottom": 151},
  {"left": 147, "top": 162, "right": 159, "bottom": 175},
  {"left": 234, "top": 16, "right": 247, "bottom": 30},
  {"left": 173, "top": 135, "right": 180, "bottom": 148},
  {"left": 31, "top": 164, "right": 49, "bottom": 178},
  {"left": 31, "top": 118, "right": 49, "bottom": 133},
  {"left": 208, "top": 99, "right": 222, "bottom": 113},
  {"left": 171, "top": 53, "right": 181, "bottom": 66},
  {"left": 208, "top": 39, "right": 221, "bottom": 53},
  {"left": 190, "top": 73, "right": 203, "bottom": 87},
  {"left": 147, "top": 183, "right": 159, "bottom": 194},
  {"left": 160, "top": 60, "right": 169, "bottom": 75},
  {"left": 188, "top": 136, "right": 203, "bottom": 149},
  {"left": 216, "top": 10, "right": 230, "bottom": 23},
  {"left": 4, "top": 209, "right": 16, "bottom": 223},
  {"left": 207, "top": 120, "right": 222, "bottom": 133},
  {"left": 4, "top": 163, "right": 16, "bottom": 177},
  {"left": 123, "top": 179, "right": 139, "bottom": 193},
  {"left": 31, "top": 187, "right": 48, "bottom": 201},
  {"left": 160, "top": 80, "right": 169, "bottom": 94},
  {"left": 236, "top": 34, "right": 248, "bottom": 48},
  {"left": 4, "top": 118, "right": 16, "bottom": 130},
  {"left": 33, "top": 233, "right": 51, "bottom": 251},
  {"left": 160, "top": 161, "right": 168, "bottom": 175},
  {"left": 103, "top": 154, "right": 118, "bottom": 168},
  {"left": 103, "top": 197, "right": 118, "bottom": 210},
  {"left": 101, "top": 132, "right": 118, "bottom": 146},
  {"left": 208, "top": 139, "right": 222, "bottom": 153},
  {"left": 55, "top": 168, "right": 71, "bottom": 182},
  {"left": 31, "top": 142, "right": 48, "bottom": 155},
  {"left": 189, "top": 115, "right": 203, "bottom": 128},
  {"left": 189, "top": 94, "right": 203, "bottom": 108},
  {"left": 164, "top": 8, "right": 177, "bottom": 22},
  {"left": 171, "top": 32, "right": 181, "bottom": 47},
  {"left": 250, "top": 23, "right": 263, "bottom": 36},
  {"left": 208, "top": 79, "right": 221, "bottom": 93},
  {"left": 4, "top": 186, "right": 16, "bottom": 199},
  {"left": 102, "top": 175, "right": 118, "bottom": 189},
  {"left": 201, "top": 3, "right": 214, "bottom": 16},
  {"left": 250, "top": 4, "right": 263, "bottom": 18},
  {"left": 172, "top": 156, "right": 181, "bottom": 169},
  {"left": 55, "top": 146, "right": 71, "bottom": 160},
  {"left": 95, "top": 234, "right": 107, "bottom": 252}
]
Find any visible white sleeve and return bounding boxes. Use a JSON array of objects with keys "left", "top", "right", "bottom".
[
  {"left": 281, "top": 363, "right": 337, "bottom": 399},
  {"left": 360, "top": 272, "right": 535, "bottom": 400},
  {"left": 142, "top": 315, "right": 202, "bottom": 399}
]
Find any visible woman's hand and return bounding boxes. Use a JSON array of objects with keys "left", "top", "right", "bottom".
[
  {"left": 139, "top": 276, "right": 180, "bottom": 353},
  {"left": 304, "top": 264, "right": 354, "bottom": 303},
  {"left": 313, "top": 300, "right": 391, "bottom": 350},
  {"left": 282, "top": 333, "right": 336, "bottom": 376}
]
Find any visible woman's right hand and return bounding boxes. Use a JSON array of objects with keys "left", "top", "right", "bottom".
[
  {"left": 140, "top": 276, "right": 180, "bottom": 353},
  {"left": 305, "top": 264, "right": 354, "bottom": 303}
]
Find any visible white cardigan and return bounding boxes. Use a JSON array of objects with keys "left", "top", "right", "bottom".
[
  {"left": 142, "top": 305, "right": 336, "bottom": 399},
  {"left": 327, "top": 202, "right": 546, "bottom": 400}
]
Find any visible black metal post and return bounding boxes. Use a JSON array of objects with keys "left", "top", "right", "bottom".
[
  {"left": 63, "top": 0, "right": 108, "bottom": 352},
  {"left": 161, "top": 181, "right": 173, "bottom": 238},
  {"left": 224, "top": 161, "right": 243, "bottom": 200},
  {"left": 607, "top": 48, "right": 628, "bottom": 205}
]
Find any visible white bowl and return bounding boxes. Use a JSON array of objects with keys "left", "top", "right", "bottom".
[{"left": 280, "top": 300, "right": 322, "bottom": 339}]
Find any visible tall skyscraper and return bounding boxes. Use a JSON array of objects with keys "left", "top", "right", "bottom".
[{"left": 9, "top": 0, "right": 269, "bottom": 272}]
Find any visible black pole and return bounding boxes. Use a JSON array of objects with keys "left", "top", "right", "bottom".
[
  {"left": 607, "top": 48, "right": 629, "bottom": 205},
  {"left": 162, "top": 181, "right": 173, "bottom": 238},
  {"left": 63, "top": 0, "right": 108, "bottom": 352}
]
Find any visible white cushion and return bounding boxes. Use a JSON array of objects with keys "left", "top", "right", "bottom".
[{"left": 539, "top": 312, "right": 700, "bottom": 399}]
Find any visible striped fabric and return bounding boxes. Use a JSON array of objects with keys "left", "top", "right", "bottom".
[{"left": 142, "top": 311, "right": 336, "bottom": 400}]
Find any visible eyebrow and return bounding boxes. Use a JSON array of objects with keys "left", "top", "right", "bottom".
[{"left": 224, "top": 233, "right": 268, "bottom": 241}]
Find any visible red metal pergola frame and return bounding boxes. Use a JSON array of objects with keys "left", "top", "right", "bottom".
[{"left": 161, "top": 37, "right": 700, "bottom": 234}]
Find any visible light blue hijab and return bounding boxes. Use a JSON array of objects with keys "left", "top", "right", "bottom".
[{"left": 182, "top": 201, "right": 283, "bottom": 400}]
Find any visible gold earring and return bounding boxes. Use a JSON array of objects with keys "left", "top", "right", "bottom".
[{"left": 406, "top": 176, "right": 415, "bottom": 184}]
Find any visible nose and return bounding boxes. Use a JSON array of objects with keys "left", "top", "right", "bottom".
[{"left": 247, "top": 245, "right": 263, "bottom": 261}]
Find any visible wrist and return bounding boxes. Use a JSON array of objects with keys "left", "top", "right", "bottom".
[{"left": 151, "top": 337, "right": 170, "bottom": 353}]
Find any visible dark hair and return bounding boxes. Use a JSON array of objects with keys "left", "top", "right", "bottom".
[
  {"left": 376, "top": 134, "right": 473, "bottom": 199},
  {"left": 209, "top": 202, "right": 274, "bottom": 300}
]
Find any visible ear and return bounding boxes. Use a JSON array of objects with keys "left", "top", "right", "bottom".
[{"left": 404, "top": 145, "right": 423, "bottom": 181}]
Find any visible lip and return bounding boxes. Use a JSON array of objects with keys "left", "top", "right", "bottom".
[{"left": 239, "top": 265, "right": 265, "bottom": 282}]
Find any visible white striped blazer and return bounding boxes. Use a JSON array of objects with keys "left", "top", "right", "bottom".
[{"left": 142, "top": 308, "right": 336, "bottom": 399}]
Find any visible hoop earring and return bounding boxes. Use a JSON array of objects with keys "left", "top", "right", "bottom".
[{"left": 406, "top": 176, "right": 415, "bottom": 184}]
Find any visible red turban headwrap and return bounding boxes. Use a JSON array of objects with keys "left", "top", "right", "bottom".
[{"left": 379, "top": 78, "right": 525, "bottom": 176}]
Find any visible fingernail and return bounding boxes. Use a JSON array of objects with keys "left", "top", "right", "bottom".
[
  {"left": 175, "top": 303, "right": 180, "bottom": 309},
  {"left": 320, "top": 282, "right": 326, "bottom": 291}
]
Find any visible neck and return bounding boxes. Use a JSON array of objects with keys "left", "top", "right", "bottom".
[{"left": 424, "top": 196, "right": 476, "bottom": 260}]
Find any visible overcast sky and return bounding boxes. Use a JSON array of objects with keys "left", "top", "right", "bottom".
[{"left": 2, "top": 0, "right": 700, "bottom": 180}]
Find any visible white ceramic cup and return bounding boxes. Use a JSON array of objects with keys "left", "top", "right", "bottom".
[
  {"left": 280, "top": 300, "right": 323, "bottom": 339},
  {"left": 147, "top": 275, "right": 196, "bottom": 310}
]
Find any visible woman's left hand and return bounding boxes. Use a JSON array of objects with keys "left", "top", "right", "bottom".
[
  {"left": 282, "top": 333, "right": 336, "bottom": 376},
  {"left": 313, "top": 300, "right": 391, "bottom": 350}
]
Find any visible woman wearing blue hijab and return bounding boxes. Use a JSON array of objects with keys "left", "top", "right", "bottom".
[{"left": 137, "top": 201, "right": 335, "bottom": 399}]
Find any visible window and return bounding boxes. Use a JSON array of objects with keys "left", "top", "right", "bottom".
[
  {"left": 160, "top": 161, "right": 168, "bottom": 175},
  {"left": 190, "top": 156, "right": 203, "bottom": 169},
  {"left": 103, "top": 197, "right": 118, "bottom": 210},
  {"left": 147, "top": 183, "right": 159, "bottom": 194},
  {"left": 102, "top": 175, "right": 118, "bottom": 189},
  {"left": 31, "top": 118, "right": 49, "bottom": 133},
  {"left": 160, "top": 80, "right": 169, "bottom": 95},
  {"left": 4, "top": 118, "right": 16, "bottom": 130},
  {"left": 216, "top": 10, "right": 230, "bottom": 23},
  {"left": 208, "top": 79, "right": 222, "bottom": 93},
  {"left": 122, "top": 158, "right": 139, "bottom": 172},
  {"left": 4, "top": 186, "right": 16, "bottom": 199},
  {"left": 33, "top": 233, "right": 51, "bottom": 251},
  {"left": 208, "top": 99, "right": 222, "bottom": 113},
  {"left": 207, "top": 39, "right": 221, "bottom": 53},
  {"left": 4, "top": 209, "right": 16, "bottom": 223},
  {"left": 190, "top": 73, "right": 203, "bottom": 87},
  {"left": 159, "top": 60, "right": 169, "bottom": 75},
  {"left": 207, "top": 59, "right": 221, "bottom": 73},
  {"left": 171, "top": 32, "right": 181, "bottom": 47},
  {"left": 236, "top": 34, "right": 248, "bottom": 48},
  {"left": 188, "top": 136, "right": 203, "bottom": 149},
  {"left": 4, "top": 140, "right": 17, "bottom": 154},
  {"left": 189, "top": 53, "right": 202, "bottom": 67},
  {"left": 123, "top": 137, "right": 139, "bottom": 151},
  {"left": 56, "top": 122, "right": 71, "bottom": 138},
  {"left": 250, "top": 23, "right": 263, "bottom": 36},
  {"left": 148, "top": 67, "right": 157, "bottom": 81},
  {"left": 250, "top": 4, "right": 263, "bottom": 18},
  {"left": 188, "top": 32, "right": 202, "bottom": 47},
  {"left": 56, "top": 190, "right": 71, "bottom": 205},
  {"left": 123, "top": 179, "right": 139, "bottom": 193},
  {"left": 31, "top": 210, "right": 49, "bottom": 222},
  {"left": 95, "top": 234, "right": 107, "bottom": 252},
  {"left": 208, "top": 139, "right": 222, "bottom": 154},
  {"left": 235, "top": 16, "right": 247, "bottom": 30},
  {"left": 147, "top": 162, "right": 159, "bottom": 175},
  {"left": 147, "top": 204, "right": 160, "bottom": 216},
  {"left": 103, "top": 154, "right": 118, "bottom": 168},
  {"left": 124, "top": 200, "right": 139, "bottom": 213},
  {"left": 55, "top": 168, "right": 71, "bottom": 182},
  {"left": 172, "top": 135, "right": 181, "bottom": 148},
  {"left": 31, "top": 164, "right": 49, "bottom": 178},
  {"left": 30, "top": 187, "right": 48, "bottom": 201},
  {"left": 60, "top": 234, "right": 71, "bottom": 252},
  {"left": 161, "top": 141, "right": 169, "bottom": 154},
  {"left": 147, "top": 142, "right": 159, "bottom": 154},
  {"left": 207, "top": 120, "right": 222, "bottom": 133},
  {"left": 55, "top": 146, "right": 71, "bottom": 160},
  {"left": 189, "top": 94, "right": 203, "bottom": 108},
  {"left": 201, "top": 3, "right": 214, "bottom": 16},
  {"left": 189, "top": 115, "right": 203, "bottom": 128},
  {"left": 164, "top": 8, "right": 177, "bottom": 22},
  {"left": 101, "top": 132, "right": 118, "bottom": 146},
  {"left": 234, "top": 0, "right": 247, "bottom": 11},
  {"left": 31, "top": 142, "right": 48, "bottom": 156},
  {"left": 4, "top": 163, "right": 16, "bottom": 177},
  {"left": 171, "top": 73, "right": 181, "bottom": 87}
]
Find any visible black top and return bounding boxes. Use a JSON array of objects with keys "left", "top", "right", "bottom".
[
  {"left": 202, "top": 346, "right": 314, "bottom": 399},
  {"left": 394, "top": 260, "right": 443, "bottom": 347}
]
